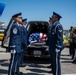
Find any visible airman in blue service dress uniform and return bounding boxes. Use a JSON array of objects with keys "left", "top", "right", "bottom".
[
  {"left": 19, "top": 19, "right": 27, "bottom": 67},
  {"left": 48, "top": 17, "right": 53, "bottom": 32},
  {"left": 22, "top": 18, "right": 27, "bottom": 28},
  {"left": 49, "top": 12, "right": 63, "bottom": 75},
  {"left": 47, "top": 17, "right": 53, "bottom": 68},
  {"left": 8, "top": 13, "right": 24, "bottom": 75}
]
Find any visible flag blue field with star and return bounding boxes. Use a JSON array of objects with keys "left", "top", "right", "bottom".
[{"left": 28, "top": 33, "right": 40, "bottom": 43}]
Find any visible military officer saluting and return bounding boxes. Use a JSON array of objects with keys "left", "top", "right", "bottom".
[
  {"left": 49, "top": 12, "right": 63, "bottom": 75},
  {"left": 8, "top": 13, "right": 23, "bottom": 75},
  {"left": 48, "top": 17, "right": 53, "bottom": 32},
  {"left": 22, "top": 18, "right": 27, "bottom": 28},
  {"left": 47, "top": 17, "right": 53, "bottom": 68},
  {"left": 19, "top": 19, "right": 28, "bottom": 67}
]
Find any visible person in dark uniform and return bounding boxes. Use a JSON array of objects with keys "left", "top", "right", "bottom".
[
  {"left": 49, "top": 12, "right": 63, "bottom": 75},
  {"left": 69, "top": 26, "right": 74, "bottom": 58},
  {"left": 22, "top": 18, "right": 27, "bottom": 28},
  {"left": 72, "top": 27, "right": 76, "bottom": 63},
  {"left": 19, "top": 19, "right": 27, "bottom": 67},
  {"left": 47, "top": 17, "right": 53, "bottom": 68},
  {"left": 49, "top": 17, "right": 52, "bottom": 26},
  {"left": 8, "top": 13, "right": 24, "bottom": 75},
  {"left": 48, "top": 17, "right": 53, "bottom": 32}
]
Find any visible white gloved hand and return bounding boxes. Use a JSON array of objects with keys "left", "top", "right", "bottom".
[
  {"left": 30, "top": 40, "right": 37, "bottom": 44},
  {"left": 11, "top": 50, "right": 16, "bottom": 54},
  {"left": 55, "top": 49, "right": 60, "bottom": 52}
]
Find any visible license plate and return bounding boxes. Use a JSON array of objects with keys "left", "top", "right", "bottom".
[{"left": 34, "top": 51, "right": 41, "bottom": 56}]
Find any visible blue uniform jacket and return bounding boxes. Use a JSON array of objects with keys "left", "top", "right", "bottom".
[
  {"left": 21, "top": 25, "right": 27, "bottom": 51},
  {"left": 8, "top": 22, "right": 27, "bottom": 53},
  {"left": 49, "top": 21, "right": 63, "bottom": 51}
]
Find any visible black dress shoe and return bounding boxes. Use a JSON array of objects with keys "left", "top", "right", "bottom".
[
  {"left": 47, "top": 65, "right": 52, "bottom": 68},
  {"left": 72, "top": 60, "right": 76, "bottom": 63},
  {"left": 71, "top": 57, "right": 74, "bottom": 60},
  {"left": 71, "top": 56, "right": 74, "bottom": 59},
  {"left": 19, "top": 72, "right": 23, "bottom": 75},
  {"left": 48, "top": 70, "right": 53, "bottom": 73},
  {"left": 15, "top": 72, "right": 23, "bottom": 75},
  {"left": 20, "top": 64, "right": 26, "bottom": 67}
]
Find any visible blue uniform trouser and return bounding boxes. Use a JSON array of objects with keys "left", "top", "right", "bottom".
[
  {"left": 8, "top": 53, "right": 22, "bottom": 75},
  {"left": 50, "top": 49, "right": 61, "bottom": 75},
  {"left": 20, "top": 52, "right": 24, "bottom": 65}
]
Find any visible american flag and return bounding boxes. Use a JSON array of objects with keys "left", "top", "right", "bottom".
[{"left": 28, "top": 33, "right": 48, "bottom": 43}]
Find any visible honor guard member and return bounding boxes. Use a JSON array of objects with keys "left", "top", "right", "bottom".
[
  {"left": 8, "top": 13, "right": 23, "bottom": 75},
  {"left": 48, "top": 17, "right": 53, "bottom": 32},
  {"left": 19, "top": 19, "right": 28, "bottom": 67},
  {"left": 49, "top": 17, "right": 52, "bottom": 25},
  {"left": 47, "top": 17, "right": 53, "bottom": 68},
  {"left": 49, "top": 12, "right": 63, "bottom": 75},
  {"left": 22, "top": 18, "right": 27, "bottom": 28}
]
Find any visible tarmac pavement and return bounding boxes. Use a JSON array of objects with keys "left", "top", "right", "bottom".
[{"left": 0, "top": 41, "right": 76, "bottom": 75}]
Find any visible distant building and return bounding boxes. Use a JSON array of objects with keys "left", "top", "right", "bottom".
[{"left": 0, "top": 22, "right": 7, "bottom": 29}]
